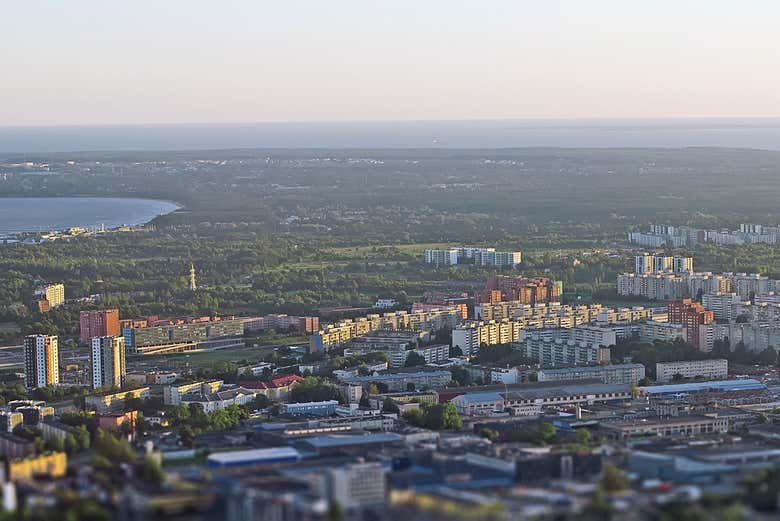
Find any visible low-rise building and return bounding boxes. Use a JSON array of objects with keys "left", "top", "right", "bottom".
[
  {"left": 7, "top": 452, "right": 67, "bottom": 482},
  {"left": 601, "top": 415, "right": 729, "bottom": 440},
  {"left": 282, "top": 400, "right": 339, "bottom": 416},
  {"left": 181, "top": 387, "right": 258, "bottom": 413},
  {"left": 84, "top": 387, "right": 150, "bottom": 413},
  {"left": 340, "top": 370, "right": 452, "bottom": 392},
  {"left": 164, "top": 380, "right": 223, "bottom": 406}
]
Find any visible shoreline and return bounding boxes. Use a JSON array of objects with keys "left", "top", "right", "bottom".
[{"left": 0, "top": 196, "right": 182, "bottom": 239}]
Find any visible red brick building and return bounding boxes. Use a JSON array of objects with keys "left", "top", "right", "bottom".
[
  {"left": 668, "top": 298, "right": 714, "bottom": 350},
  {"left": 476, "top": 276, "right": 560, "bottom": 305},
  {"left": 79, "top": 309, "right": 120, "bottom": 343}
]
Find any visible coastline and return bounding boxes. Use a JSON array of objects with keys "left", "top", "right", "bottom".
[{"left": 0, "top": 196, "right": 182, "bottom": 239}]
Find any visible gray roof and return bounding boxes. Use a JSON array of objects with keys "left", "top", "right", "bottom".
[{"left": 503, "top": 381, "right": 631, "bottom": 401}]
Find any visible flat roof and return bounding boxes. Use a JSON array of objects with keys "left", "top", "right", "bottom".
[
  {"left": 206, "top": 447, "right": 301, "bottom": 466},
  {"left": 639, "top": 379, "right": 765, "bottom": 395},
  {"left": 538, "top": 364, "right": 644, "bottom": 374},
  {"left": 604, "top": 414, "right": 722, "bottom": 428},
  {"left": 299, "top": 433, "right": 404, "bottom": 449}
]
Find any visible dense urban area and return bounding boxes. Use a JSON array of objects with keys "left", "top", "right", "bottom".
[{"left": 2, "top": 148, "right": 780, "bottom": 520}]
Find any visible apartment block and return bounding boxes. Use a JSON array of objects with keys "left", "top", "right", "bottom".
[
  {"left": 655, "top": 359, "right": 728, "bottom": 383},
  {"left": 80, "top": 309, "right": 120, "bottom": 343},
  {"left": 537, "top": 363, "right": 646, "bottom": 386},
  {"left": 23, "top": 335, "right": 59, "bottom": 390},
  {"left": 90, "top": 336, "right": 126, "bottom": 389},
  {"left": 668, "top": 299, "right": 714, "bottom": 350}
]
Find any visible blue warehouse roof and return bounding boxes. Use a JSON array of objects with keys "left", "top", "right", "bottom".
[{"left": 639, "top": 379, "right": 765, "bottom": 396}]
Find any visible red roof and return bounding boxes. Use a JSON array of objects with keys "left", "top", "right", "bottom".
[{"left": 238, "top": 374, "right": 302, "bottom": 390}]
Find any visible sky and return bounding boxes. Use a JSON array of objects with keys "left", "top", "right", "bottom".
[{"left": 2, "top": 1, "right": 780, "bottom": 126}]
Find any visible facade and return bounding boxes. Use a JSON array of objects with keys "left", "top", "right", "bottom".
[
  {"left": 123, "top": 316, "right": 244, "bottom": 350},
  {"left": 516, "top": 336, "right": 611, "bottom": 365},
  {"left": 634, "top": 255, "right": 693, "bottom": 274},
  {"left": 0, "top": 433, "right": 35, "bottom": 460},
  {"left": 80, "top": 309, "right": 120, "bottom": 343},
  {"left": 702, "top": 322, "right": 780, "bottom": 352},
  {"left": 310, "top": 308, "right": 461, "bottom": 351},
  {"left": 701, "top": 292, "right": 742, "bottom": 321},
  {"left": 181, "top": 387, "right": 258, "bottom": 413},
  {"left": 537, "top": 364, "right": 646, "bottom": 386},
  {"left": 424, "top": 248, "right": 458, "bottom": 266},
  {"left": 478, "top": 275, "right": 559, "bottom": 305},
  {"left": 341, "top": 370, "right": 452, "bottom": 392},
  {"left": 424, "top": 248, "right": 521, "bottom": 267},
  {"left": 452, "top": 319, "right": 524, "bottom": 355},
  {"left": 637, "top": 320, "right": 686, "bottom": 342},
  {"left": 6, "top": 452, "right": 67, "bottom": 482},
  {"left": 164, "top": 380, "right": 224, "bottom": 405},
  {"left": 282, "top": 400, "right": 339, "bottom": 416},
  {"left": 655, "top": 359, "right": 728, "bottom": 383},
  {"left": 243, "top": 314, "right": 319, "bottom": 333},
  {"left": 90, "top": 336, "right": 126, "bottom": 389},
  {"left": 84, "top": 387, "right": 150, "bottom": 413},
  {"left": 0, "top": 412, "right": 23, "bottom": 433},
  {"left": 326, "top": 462, "right": 387, "bottom": 510},
  {"left": 23, "top": 335, "right": 59, "bottom": 389},
  {"left": 490, "top": 367, "right": 520, "bottom": 385},
  {"left": 617, "top": 272, "right": 686, "bottom": 300},
  {"left": 668, "top": 299, "right": 714, "bottom": 350}
]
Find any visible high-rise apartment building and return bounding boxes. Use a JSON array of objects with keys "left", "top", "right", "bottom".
[
  {"left": 90, "top": 336, "right": 126, "bottom": 389},
  {"left": 634, "top": 255, "right": 693, "bottom": 274},
  {"left": 23, "top": 335, "right": 59, "bottom": 389},
  {"left": 668, "top": 299, "right": 714, "bottom": 350},
  {"left": 635, "top": 254, "right": 652, "bottom": 274},
  {"left": 80, "top": 309, "right": 120, "bottom": 343}
]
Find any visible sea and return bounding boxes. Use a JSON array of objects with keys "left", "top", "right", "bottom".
[
  {"left": 0, "top": 197, "right": 179, "bottom": 236},
  {"left": 1, "top": 118, "right": 780, "bottom": 153}
]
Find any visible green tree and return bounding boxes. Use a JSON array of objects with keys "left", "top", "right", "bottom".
[
  {"left": 576, "top": 428, "right": 592, "bottom": 446},
  {"left": 538, "top": 422, "right": 557, "bottom": 444},
  {"left": 404, "top": 352, "right": 426, "bottom": 367},
  {"left": 599, "top": 464, "right": 629, "bottom": 493}
]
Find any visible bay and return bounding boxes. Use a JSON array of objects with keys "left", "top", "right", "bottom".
[{"left": 0, "top": 197, "right": 179, "bottom": 235}]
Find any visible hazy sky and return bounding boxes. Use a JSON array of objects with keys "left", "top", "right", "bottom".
[{"left": 3, "top": 1, "right": 779, "bottom": 126}]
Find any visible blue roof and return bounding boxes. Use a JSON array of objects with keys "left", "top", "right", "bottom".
[
  {"left": 300, "top": 433, "right": 404, "bottom": 449},
  {"left": 454, "top": 392, "right": 503, "bottom": 404},
  {"left": 639, "top": 379, "right": 765, "bottom": 395}
]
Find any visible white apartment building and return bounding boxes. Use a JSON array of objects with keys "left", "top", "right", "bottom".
[
  {"left": 514, "top": 334, "right": 611, "bottom": 365},
  {"left": 424, "top": 249, "right": 458, "bottom": 265},
  {"left": 617, "top": 273, "right": 687, "bottom": 300},
  {"left": 90, "top": 336, "right": 126, "bottom": 389},
  {"left": 701, "top": 292, "right": 743, "bottom": 321},
  {"left": 537, "top": 363, "right": 646, "bottom": 385},
  {"left": 655, "top": 359, "right": 728, "bottom": 383},
  {"left": 637, "top": 320, "right": 686, "bottom": 342},
  {"left": 726, "top": 273, "right": 773, "bottom": 300},
  {"left": 490, "top": 367, "right": 519, "bottom": 385},
  {"left": 326, "top": 462, "right": 387, "bottom": 510}
]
